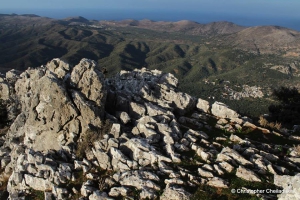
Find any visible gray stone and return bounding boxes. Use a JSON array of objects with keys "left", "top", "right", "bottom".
[
  {"left": 274, "top": 173, "right": 300, "bottom": 200},
  {"left": 117, "top": 112, "right": 131, "bottom": 124},
  {"left": 109, "top": 187, "right": 130, "bottom": 197},
  {"left": 129, "top": 102, "right": 146, "bottom": 119},
  {"left": 119, "top": 170, "right": 161, "bottom": 191},
  {"left": 110, "top": 123, "right": 121, "bottom": 138},
  {"left": 236, "top": 166, "right": 261, "bottom": 182},
  {"left": 160, "top": 184, "right": 191, "bottom": 200},
  {"left": 218, "top": 162, "right": 234, "bottom": 173},
  {"left": 211, "top": 102, "right": 240, "bottom": 119},
  {"left": 70, "top": 58, "right": 106, "bottom": 108},
  {"left": 92, "top": 148, "right": 112, "bottom": 170},
  {"left": 24, "top": 174, "right": 52, "bottom": 191},
  {"left": 196, "top": 98, "right": 210, "bottom": 113},
  {"left": 198, "top": 168, "right": 214, "bottom": 178},
  {"left": 46, "top": 58, "right": 71, "bottom": 79},
  {"left": 207, "top": 177, "right": 229, "bottom": 188}
]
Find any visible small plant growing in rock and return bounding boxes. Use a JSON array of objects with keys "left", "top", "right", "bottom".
[
  {"left": 274, "top": 122, "right": 282, "bottom": 131},
  {"left": 259, "top": 116, "right": 282, "bottom": 131},
  {"left": 259, "top": 116, "right": 268, "bottom": 127},
  {"left": 294, "top": 145, "right": 300, "bottom": 156}
]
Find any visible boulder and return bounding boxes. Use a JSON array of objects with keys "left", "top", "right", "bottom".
[
  {"left": 119, "top": 170, "right": 161, "bottom": 191},
  {"left": 109, "top": 187, "right": 130, "bottom": 197},
  {"left": 196, "top": 98, "right": 210, "bottom": 113},
  {"left": 198, "top": 168, "right": 214, "bottom": 178},
  {"left": 92, "top": 148, "right": 112, "bottom": 170},
  {"left": 207, "top": 177, "right": 229, "bottom": 188},
  {"left": 0, "top": 82, "right": 10, "bottom": 100},
  {"left": 211, "top": 102, "right": 240, "bottom": 119},
  {"left": 24, "top": 174, "right": 52, "bottom": 191},
  {"left": 70, "top": 58, "right": 106, "bottom": 108},
  {"left": 46, "top": 58, "right": 71, "bottom": 79},
  {"left": 160, "top": 184, "right": 191, "bottom": 200},
  {"left": 11, "top": 68, "right": 78, "bottom": 151},
  {"left": 236, "top": 166, "right": 261, "bottom": 182},
  {"left": 117, "top": 111, "right": 131, "bottom": 124},
  {"left": 129, "top": 101, "right": 146, "bottom": 119}
]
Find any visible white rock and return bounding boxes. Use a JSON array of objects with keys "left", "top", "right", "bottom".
[
  {"left": 274, "top": 173, "right": 300, "bottom": 200},
  {"left": 198, "top": 168, "right": 214, "bottom": 178},
  {"left": 24, "top": 174, "right": 52, "bottom": 191},
  {"left": 196, "top": 98, "right": 210, "bottom": 113},
  {"left": 207, "top": 177, "right": 229, "bottom": 188},
  {"left": 160, "top": 184, "right": 191, "bottom": 200},
  {"left": 211, "top": 102, "right": 240, "bottom": 119},
  {"left": 109, "top": 187, "right": 130, "bottom": 197},
  {"left": 236, "top": 166, "right": 261, "bottom": 182},
  {"left": 218, "top": 162, "right": 234, "bottom": 173}
]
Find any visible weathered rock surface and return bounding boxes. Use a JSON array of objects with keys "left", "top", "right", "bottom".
[
  {"left": 1, "top": 58, "right": 299, "bottom": 200},
  {"left": 236, "top": 166, "right": 261, "bottom": 182},
  {"left": 274, "top": 173, "right": 300, "bottom": 200},
  {"left": 211, "top": 102, "right": 240, "bottom": 119}
]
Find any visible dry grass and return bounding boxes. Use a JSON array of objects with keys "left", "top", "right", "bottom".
[
  {"left": 294, "top": 145, "right": 300, "bottom": 156},
  {"left": 259, "top": 116, "right": 268, "bottom": 127},
  {"left": 259, "top": 116, "right": 281, "bottom": 131}
]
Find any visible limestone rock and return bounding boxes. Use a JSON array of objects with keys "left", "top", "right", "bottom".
[
  {"left": 24, "top": 174, "right": 52, "bottom": 191},
  {"left": 211, "top": 102, "right": 240, "bottom": 119},
  {"left": 218, "top": 162, "right": 234, "bottom": 173},
  {"left": 0, "top": 82, "right": 10, "bottom": 100},
  {"left": 71, "top": 90, "right": 102, "bottom": 133},
  {"left": 71, "top": 58, "right": 106, "bottom": 108},
  {"left": 109, "top": 187, "right": 130, "bottom": 197},
  {"left": 207, "top": 177, "right": 229, "bottom": 188},
  {"left": 129, "top": 101, "right": 146, "bottom": 119},
  {"left": 236, "top": 166, "right": 261, "bottom": 182},
  {"left": 117, "top": 111, "right": 131, "bottom": 124},
  {"left": 119, "top": 170, "right": 161, "bottom": 191},
  {"left": 218, "top": 147, "right": 253, "bottom": 167},
  {"left": 196, "top": 98, "right": 210, "bottom": 113},
  {"left": 274, "top": 174, "right": 300, "bottom": 200},
  {"left": 10, "top": 68, "right": 79, "bottom": 151},
  {"left": 89, "top": 190, "right": 111, "bottom": 200},
  {"left": 160, "top": 184, "right": 191, "bottom": 200},
  {"left": 198, "top": 168, "right": 214, "bottom": 178},
  {"left": 46, "top": 58, "right": 71, "bottom": 79},
  {"left": 92, "top": 148, "right": 112, "bottom": 170}
]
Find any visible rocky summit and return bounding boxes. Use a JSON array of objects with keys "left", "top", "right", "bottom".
[{"left": 0, "top": 58, "right": 299, "bottom": 199}]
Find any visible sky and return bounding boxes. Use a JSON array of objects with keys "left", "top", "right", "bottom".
[{"left": 1, "top": 0, "right": 300, "bottom": 30}]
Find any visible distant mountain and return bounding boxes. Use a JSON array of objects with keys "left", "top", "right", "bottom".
[
  {"left": 20, "top": 14, "right": 40, "bottom": 17},
  {"left": 98, "top": 19, "right": 246, "bottom": 35},
  {"left": 62, "top": 16, "right": 90, "bottom": 24},
  {"left": 1, "top": 14, "right": 300, "bottom": 117},
  {"left": 224, "top": 26, "right": 300, "bottom": 55}
]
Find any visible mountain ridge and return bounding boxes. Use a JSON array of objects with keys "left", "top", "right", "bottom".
[{"left": 1, "top": 14, "right": 300, "bottom": 117}]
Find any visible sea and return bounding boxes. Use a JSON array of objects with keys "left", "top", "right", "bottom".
[{"left": 1, "top": 8, "right": 299, "bottom": 31}]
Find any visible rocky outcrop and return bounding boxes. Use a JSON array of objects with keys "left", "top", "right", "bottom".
[
  {"left": 0, "top": 58, "right": 299, "bottom": 200},
  {"left": 105, "top": 68, "right": 196, "bottom": 116}
]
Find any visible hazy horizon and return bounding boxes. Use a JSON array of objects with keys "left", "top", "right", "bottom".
[
  {"left": 1, "top": 8, "right": 300, "bottom": 31},
  {"left": 1, "top": 0, "right": 300, "bottom": 30}
]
